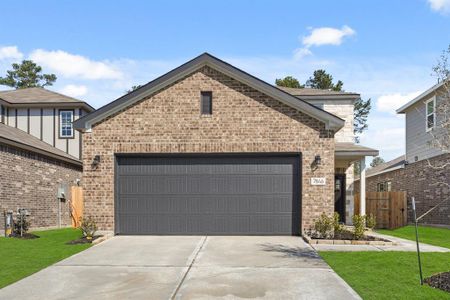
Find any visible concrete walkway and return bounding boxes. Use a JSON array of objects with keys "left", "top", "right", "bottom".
[
  {"left": 311, "top": 232, "right": 450, "bottom": 252},
  {"left": 0, "top": 236, "right": 360, "bottom": 300}
]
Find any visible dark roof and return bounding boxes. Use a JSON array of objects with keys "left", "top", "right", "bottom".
[
  {"left": 279, "top": 86, "right": 360, "bottom": 100},
  {"left": 74, "top": 53, "right": 345, "bottom": 131},
  {"left": 355, "top": 155, "right": 406, "bottom": 180},
  {"left": 335, "top": 142, "right": 379, "bottom": 157},
  {"left": 0, "top": 123, "right": 81, "bottom": 166},
  {"left": 0, "top": 87, "right": 94, "bottom": 111}
]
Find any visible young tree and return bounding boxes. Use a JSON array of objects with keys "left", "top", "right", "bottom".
[
  {"left": 275, "top": 76, "right": 303, "bottom": 88},
  {"left": 0, "top": 60, "right": 57, "bottom": 89},
  {"left": 370, "top": 156, "right": 385, "bottom": 168}
]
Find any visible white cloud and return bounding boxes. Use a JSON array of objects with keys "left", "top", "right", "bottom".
[
  {"left": 29, "top": 49, "right": 123, "bottom": 80},
  {"left": 428, "top": 0, "right": 450, "bottom": 14},
  {"left": 376, "top": 91, "right": 422, "bottom": 113},
  {"left": 58, "top": 84, "right": 87, "bottom": 97},
  {"left": 293, "top": 47, "right": 312, "bottom": 60},
  {"left": 302, "top": 25, "right": 356, "bottom": 47},
  {"left": 0, "top": 46, "right": 23, "bottom": 60}
]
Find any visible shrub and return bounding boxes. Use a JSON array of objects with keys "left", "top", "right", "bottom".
[
  {"left": 79, "top": 216, "right": 98, "bottom": 239},
  {"left": 313, "top": 213, "right": 333, "bottom": 238},
  {"left": 365, "top": 213, "right": 376, "bottom": 230},
  {"left": 333, "top": 212, "right": 344, "bottom": 235},
  {"left": 13, "top": 212, "right": 30, "bottom": 236},
  {"left": 352, "top": 214, "right": 366, "bottom": 240}
]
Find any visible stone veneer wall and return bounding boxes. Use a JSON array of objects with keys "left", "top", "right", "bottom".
[
  {"left": 354, "top": 153, "right": 450, "bottom": 226},
  {"left": 0, "top": 144, "right": 82, "bottom": 230},
  {"left": 82, "top": 66, "right": 336, "bottom": 232}
]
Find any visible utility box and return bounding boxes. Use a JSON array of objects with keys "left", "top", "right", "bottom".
[{"left": 57, "top": 185, "right": 67, "bottom": 200}]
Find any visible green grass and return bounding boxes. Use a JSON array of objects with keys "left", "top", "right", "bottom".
[
  {"left": 0, "top": 228, "right": 91, "bottom": 289},
  {"left": 377, "top": 225, "right": 450, "bottom": 249},
  {"left": 320, "top": 251, "right": 450, "bottom": 300}
]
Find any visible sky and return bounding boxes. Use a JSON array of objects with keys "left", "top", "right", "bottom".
[{"left": 1, "top": 0, "right": 450, "bottom": 162}]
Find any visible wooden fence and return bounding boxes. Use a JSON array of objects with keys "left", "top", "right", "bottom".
[
  {"left": 354, "top": 191, "right": 407, "bottom": 229},
  {"left": 70, "top": 186, "right": 83, "bottom": 228}
]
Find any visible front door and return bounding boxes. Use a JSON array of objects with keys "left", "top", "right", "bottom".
[{"left": 334, "top": 174, "right": 346, "bottom": 223}]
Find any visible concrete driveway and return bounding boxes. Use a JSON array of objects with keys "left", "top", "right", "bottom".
[{"left": 0, "top": 236, "right": 360, "bottom": 300}]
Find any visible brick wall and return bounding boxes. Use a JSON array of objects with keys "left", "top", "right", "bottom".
[
  {"left": 354, "top": 153, "right": 450, "bottom": 225},
  {"left": 0, "top": 144, "right": 82, "bottom": 230},
  {"left": 82, "top": 66, "right": 336, "bottom": 232}
]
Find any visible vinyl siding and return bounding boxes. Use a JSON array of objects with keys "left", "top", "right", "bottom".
[
  {"left": 405, "top": 95, "right": 443, "bottom": 163},
  {"left": 8, "top": 108, "right": 17, "bottom": 127},
  {"left": 29, "top": 108, "right": 41, "bottom": 138},
  {"left": 2, "top": 106, "right": 85, "bottom": 160},
  {"left": 42, "top": 108, "right": 54, "bottom": 145},
  {"left": 16, "top": 108, "right": 28, "bottom": 132}
]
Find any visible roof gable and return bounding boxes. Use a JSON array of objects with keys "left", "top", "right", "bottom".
[{"left": 74, "top": 53, "right": 344, "bottom": 131}]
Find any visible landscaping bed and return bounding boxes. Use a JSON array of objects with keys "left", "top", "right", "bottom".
[
  {"left": 425, "top": 271, "right": 450, "bottom": 293},
  {"left": 66, "top": 235, "right": 102, "bottom": 245},
  {"left": 9, "top": 233, "right": 40, "bottom": 240},
  {"left": 304, "top": 230, "right": 396, "bottom": 245}
]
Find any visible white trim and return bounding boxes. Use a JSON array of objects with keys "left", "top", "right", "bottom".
[
  {"left": 396, "top": 81, "right": 444, "bottom": 113},
  {"left": 59, "top": 110, "right": 74, "bottom": 138},
  {"left": 425, "top": 96, "right": 436, "bottom": 132}
]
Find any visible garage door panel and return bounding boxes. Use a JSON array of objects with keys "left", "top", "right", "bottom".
[
  {"left": 119, "top": 175, "right": 293, "bottom": 195},
  {"left": 118, "top": 194, "right": 294, "bottom": 214},
  {"left": 116, "top": 155, "right": 300, "bottom": 235}
]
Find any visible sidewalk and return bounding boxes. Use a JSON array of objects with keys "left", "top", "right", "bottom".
[{"left": 311, "top": 232, "right": 450, "bottom": 252}]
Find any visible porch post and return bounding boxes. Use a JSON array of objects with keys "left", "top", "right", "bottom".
[{"left": 360, "top": 157, "right": 366, "bottom": 216}]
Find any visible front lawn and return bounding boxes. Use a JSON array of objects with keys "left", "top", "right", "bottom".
[
  {"left": 377, "top": 225, "right": 450, "bottom": 249},
  {"left": 320, "top": 251, "right": 450, "bottom": 300},
  {"left": 0, "top": 228, "right": 91, "bottom": 289}
]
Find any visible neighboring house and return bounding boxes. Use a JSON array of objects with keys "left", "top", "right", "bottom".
[
  {"left": 0, "top": 88, "right": 94, "bottom": 159},
  {"left": 75, "top": 53, "right": 377, "bottom": 235},
  {"left": 0, "top": 88, "right": 94, "bottom": 231},
  {"left": 355, "top": 81, "right": 449, "bottom": 225}
]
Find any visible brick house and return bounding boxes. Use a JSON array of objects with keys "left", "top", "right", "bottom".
[
  {"left": 355, "top": 81, "right": 450, "bottom": 226},
  {"left": 75, "top": 53, "right": 378, "bottom": 235},
  {"left": 0, "top": 88, "right": 93, "bottom": 231}
]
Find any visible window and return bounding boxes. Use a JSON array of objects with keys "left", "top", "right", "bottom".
[
  {"left": 201, "top": 91, "right": 212, "bottom": 115},
  {"left": 59, "top": 110, "right": 74, "bottom": 138},
  {"left": 426, "top": 97, "right": 435, "bottom": 131},
  {"left": 376, "top": 181, "right": 392, "bottom": 192}
]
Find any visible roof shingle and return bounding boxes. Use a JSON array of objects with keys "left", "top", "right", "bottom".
[{"left": 0, "top": 123, "right": 81, "bottom": 165}]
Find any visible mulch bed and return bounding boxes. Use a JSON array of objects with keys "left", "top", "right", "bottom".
[
  {"left": 309, "top": 230, "right": 389, "bottom": 242},
  {"left": 66, "top": 235, "right": 102, "bottom": 245},
  {"left": 425, "top": 271, "right": 450, "bottom": 293},
  {"left": 10, "top": 233, "right": 40, "bottom": 239}
]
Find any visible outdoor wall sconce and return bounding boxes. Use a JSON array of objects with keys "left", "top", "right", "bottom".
[
  {"left": 311, "top": 155, "right": 321, "bottom": 171},
  {"left": 314, "top": 155, "right": 321, "bottom": 166},
  {"left": 91, "top": 155, "right": 101, "bottom": 169}
]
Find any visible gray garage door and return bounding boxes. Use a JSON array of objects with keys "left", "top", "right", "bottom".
[{"left": 115, "top": 155, "right": 301, "bottom": 235}]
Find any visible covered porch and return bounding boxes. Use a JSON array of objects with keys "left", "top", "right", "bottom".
[{"left": 334, "top": 142, "right": 379, "bottom": 224}]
